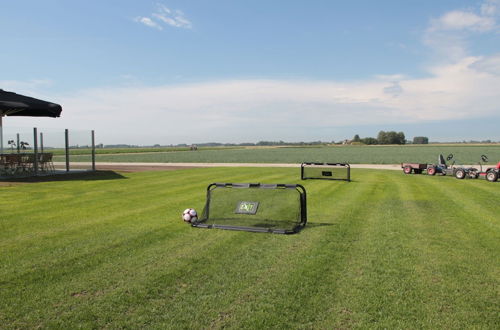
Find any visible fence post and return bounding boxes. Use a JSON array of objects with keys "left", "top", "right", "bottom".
[
  {"left": 0, "top": 116, "right": 2, "bottom": 154},
  {"left": 33, "top": 127, "right": 38, "bottom": 176},
  {"left": 40, "top": 132, "right": 44, "bottom": 154},
  {"left": 91, "top": 130, "right": 96, "bottom": 171},
  {"left": 65, "top": 129, "right": 70, "bottom": 172}
]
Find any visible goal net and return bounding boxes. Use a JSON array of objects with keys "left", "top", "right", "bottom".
[
  {"left": 301, "top": 162, "right": 351, "bottom": 181},
  {"left": 192, "top": 183, "right": 307, "bottom": 234}
]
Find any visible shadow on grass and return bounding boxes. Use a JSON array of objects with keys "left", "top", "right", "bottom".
[
  {"left": 306, "top": 222, "right": 335, "bottom": 228},
  {"left": 0, "top": 170, "right": 127, "bottom": 183}
]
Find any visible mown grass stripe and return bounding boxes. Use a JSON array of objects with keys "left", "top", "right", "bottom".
[{"left": 0, "top": 168, "right": 498, "bottom": 328}]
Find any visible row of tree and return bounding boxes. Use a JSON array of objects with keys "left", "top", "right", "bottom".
[{"left": 352, "top": 131, "right": 429, "bottom": 145}]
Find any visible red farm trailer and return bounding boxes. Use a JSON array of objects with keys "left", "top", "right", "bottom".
[{"left": 401, "top": 163, "right": 428, "bottom": 174}]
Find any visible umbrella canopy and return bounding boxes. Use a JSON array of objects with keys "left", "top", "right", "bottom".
[
  {"left": 0, "top": 89, "right": 62, "bottom": 117},
  {"left": 0, "top": 89, "right": 62, "bottom": 153}
]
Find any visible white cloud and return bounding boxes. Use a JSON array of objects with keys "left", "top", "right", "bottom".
[
  {"left": 425, "top": 0, "right": 500, "bottom": 60},
  {"left": 172, "top": 12, "right": 192, "bottom": 28},
  {"left": 157, "top": 4, "right": 171, "bottom": 15},
  {"left": 6, "top": 54, "right": 495, "bottom": 144},
  {"left": 430, "top": 10, "right": 495, "bottom": 32},
  {"left": 383, "top": 82, "right": 403, "bottom": 97},
  {"left": 135, "top": 4, "right": 192, "bottom": 30},
  {"left": 470, "top": 53, "right": 500, "bottom": 74},
  {"left": 481, "top": 0, "right": 500, "bottom": 16},
  {"left": 428, "top": 0, "right": 499, "bottom": 33},
  {"left": 134, "top": 17, "right": 163, "bottom": 30}
]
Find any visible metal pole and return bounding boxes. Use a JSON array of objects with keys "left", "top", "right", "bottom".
[
  {"left": 17, "top": 133, "right": 20, "bottom": 153},
  {"left": 40, "top": 132, "right": 44, "bottom": 154},
  {"left": 33, "top": 127, "right": 38, "bottom": 176},
  {"left": 65, "top": 129, "right": 70, "bottom": 172},
  {"left": 91, "top": 130, "right": 96, "bottom": 171},
  {"left": 0, "top": 116, "right": 3, "bottom": 154}
]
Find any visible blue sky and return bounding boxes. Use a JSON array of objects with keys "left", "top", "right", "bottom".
[{"left": 1, "top": 0, "right": 500, "bottom": 144}]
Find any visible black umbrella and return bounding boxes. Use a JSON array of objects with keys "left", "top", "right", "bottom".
[{"left": 0, "top": 89, "right": 62, "bottom": 153}]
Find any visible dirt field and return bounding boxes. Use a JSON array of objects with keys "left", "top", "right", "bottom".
[
  {"left": 67, "top": 162, "right": 403, "bottom": 172},
  {"left": 92, "top": 164, "right": 202, "bottom": 172}
]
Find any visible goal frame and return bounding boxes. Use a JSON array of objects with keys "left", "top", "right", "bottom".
[
  {"left": 192, "top": 182, "right": 307, "bottom": 234},
  {"left": 301, "top": 162, "right": 351, "bottom": 181}
]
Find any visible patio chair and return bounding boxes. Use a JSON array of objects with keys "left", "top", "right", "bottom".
[
  {"left": 20, "top": 153, "right": 36, "bottom": 174},
  {"left": 39, "top": 152, "right": 55, "bottom": 173},
  {"left": 3, "top": 154, "right": 22, "bottom": 176},
  {"left": 0, "top": 155, "right": 8, "bottom": 176}
]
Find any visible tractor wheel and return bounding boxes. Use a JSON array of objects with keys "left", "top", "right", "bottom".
[
  {"left": 403, "top": 166, "right": 412, "bottom": 174},
  {"left": 455, "top": 168, "right": 466, "bottom": 179},
  {"left": 486, "top": 171, "right": 498, "bottom": 182},
  {"left": 427, "top": 167, "right": 436, "bottom": 175}
]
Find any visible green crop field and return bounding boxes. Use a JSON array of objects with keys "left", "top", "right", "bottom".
[
  {"left": 48, "top": 146, "right": 239, "bottom": 156},
  {"left": 1, "top": 168, "right": 499, "bottom": 328},
  {"left": 55, "top": 144, "right": 500, "bottom": 164}
]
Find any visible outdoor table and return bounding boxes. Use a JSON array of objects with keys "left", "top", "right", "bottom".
[
  {"left": 0, "top": 153, "right": 34, "bottom": 176},
  {"left": 1, "top": 153, "right": 20, "bottom": 175},
  {"left": 0, "top": 152, "right": 56, "bottom": 176}
]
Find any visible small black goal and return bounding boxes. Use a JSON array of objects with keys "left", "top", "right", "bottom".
[
  {"left": 301, "top": 162, "right": 351, "bottom": 181},
  {"left": 192, "top": 183, "right": 307, "bottom": 234}
]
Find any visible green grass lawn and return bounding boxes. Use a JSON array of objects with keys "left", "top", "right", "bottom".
[
  {"left": 0, "top": 168, "right": 498, "bottom": 328},
  {"left": 55, "top": 144, "right": 500, "bottom": 164}
]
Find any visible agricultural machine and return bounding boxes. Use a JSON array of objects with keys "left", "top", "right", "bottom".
[
  {"left": 454, "top": 155, "right": 500, "bottom": 182},
  {"left": 426, "top": 154, "right": 457, "bottom": 176},
  {"left": 402, "top": 153, "right": 500, "bottom": 182},
  {"left": 485, "top": 163, "right": 500, "bottom": 182},
  {"left": 401, "top": 154, "right": 456, "bottom": 175},
  {"left": 401, "top": 162, "right": 427, "bottom": 174}
]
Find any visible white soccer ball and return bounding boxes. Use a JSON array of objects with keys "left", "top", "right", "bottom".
[{"left": 182, "top": 208, "right": 198, "bottom": 223}]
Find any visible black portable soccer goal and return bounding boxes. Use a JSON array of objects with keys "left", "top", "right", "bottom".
[
  {"left": 301, "top": 162, "right": 351, "bottom": 181},
  {"left": 192, "top": 183, "right": 307, "bottom": 234}
]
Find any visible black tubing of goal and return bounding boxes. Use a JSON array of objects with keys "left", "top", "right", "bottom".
[
  {"left": 301, "top": 162, "right": 351, "bottom": 181},
  {"left": 193, "top": 182, "right": 307, "bottom": 234}
]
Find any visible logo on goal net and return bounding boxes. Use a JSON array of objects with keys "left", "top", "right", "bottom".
[{"left": 235, "top": 201, "right": 259, "bottom": 214}]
